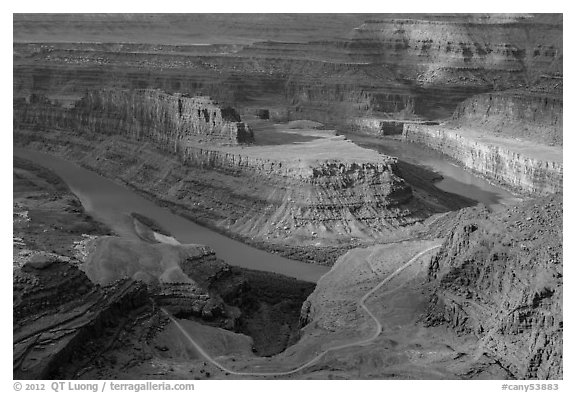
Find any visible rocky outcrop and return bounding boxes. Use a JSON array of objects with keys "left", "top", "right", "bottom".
[
  {"left": 155, "top": 284, "right": 224, "bottom": 320},
  {"left": 451, "top": 89, "right": 563, "bottom": 146},
  {"left": 402, "top": 123, "right": 562, "bottom": 196},
  {"left": 82, "top": 237, "right": 217, "bottom": 285},
  {"left": 348, "top": 118, "right": 439, "bottom": 136},
  {"left": 14, "top": 90, "right": 440, "bottom": 253},
  {"left": 13, "top": 260, "right": 150, "bottom": 379},
  {"left": 13, "top": 14, "right": 562, "bottom": 128},
  {"left": 12, "top": 157, "right": 315, "bottom": 374},
  {"left": 425, "top": 194, "right": 562, "bottom": 379},
  {"left": 16, "top": 89, "right": 254, "bottom": 145},
  {"left": 13, "top": 162, "right": 154, "bottom": 379},
  {"left": 81, "top": 235, "right": 235, "bottom": 320},
  {"left": 351, "top": 15, "right": 562, "bottom": 88}
]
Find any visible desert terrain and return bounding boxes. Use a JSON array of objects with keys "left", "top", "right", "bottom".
[{"left": 13, "top": 13, "right": 562, "bottom": 380}]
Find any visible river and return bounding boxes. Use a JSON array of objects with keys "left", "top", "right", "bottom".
[
  {"left": 15, "top": 137, "right": 518, "bottom": 283},
  {"left": 344, "top": 134, "right": 520, "bottom": 211},
  {"left": 14, "top": 148, "right": 331, "bottom": 282}
]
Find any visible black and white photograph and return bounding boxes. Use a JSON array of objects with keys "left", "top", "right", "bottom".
[{"left": 8, "top": 4, "right": 568, "bottom": 389}]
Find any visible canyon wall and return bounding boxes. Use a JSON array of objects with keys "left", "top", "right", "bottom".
[
  {"left": 402, "top": 124, "right": 562, "bottom": 196},
  {"left": 12, "top": 154, "right": 314, "bottom": 376},
  {"left": 13, "top": 14, "right": 562, "bottom": 127},
  {"left": 17, "top": 89, "right": 254, "bottom": 145},
  {"left": 450, "top": 90, "right": 563, "bottom": 146},
  {"left": 347, "top": 118, "right": 439, "bottom": 137},
  {"left": 13, "top": 260, "right": 150, "bottom": 379},
  {"left": 14, "top": 90, "right": 436, "bottom": 260},
  {"left": 13, "top": 233, "right": 314, "bottom": 379},
  {"left": 351, "top": 15, "right": 562, "bottom": 87},
  {"left": 425, "top": 194, "right": 562, "bottom": 379}
]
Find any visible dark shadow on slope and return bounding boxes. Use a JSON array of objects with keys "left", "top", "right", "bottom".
[
  {"left": 395, "top": 160, "right": 480, "bottom": 212},
  {"left": 252, "top": 130, "right": 323, "bottom": 146}
]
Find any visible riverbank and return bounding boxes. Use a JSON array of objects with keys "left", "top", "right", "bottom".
[
  {"left": 14, "top": 90, "right": 433, "bottom": 253},
  {"left": 402, "top": 124, "right": 562, "bottom": 197},
  {"left": 13, "top": 123, "right": 406, "bottom": 268},
  {"left": 13, "top": 156, "right": 317, "bottom": 378},
  {"left": 343, "top": 133, "right": 523, "bottom": 211},
  {"left": 14, "top": 145, "right": 331, "bottom": 281},
  {"left": 13, "top": 156, "right": 112, "bottom": 268}
]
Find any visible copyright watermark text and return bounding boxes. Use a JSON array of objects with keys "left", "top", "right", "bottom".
[
  {"left": 502, "top": 384, "right": 559, "bottom": 391},
  {"left": 13, "top": 381, "right": 194, "bottom": 393}
]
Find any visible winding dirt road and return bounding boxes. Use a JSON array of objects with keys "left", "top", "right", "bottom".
[{"left": 161, "top": 244, "right": 441, "bottom": 377}]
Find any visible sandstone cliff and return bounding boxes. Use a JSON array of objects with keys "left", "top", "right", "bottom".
[
  {"left": 347, "top": 118, "right": 439, "bottom": 137},
  {"left": 402, "top": 124, "right": 562, "bottom": 196},
  {"left": 425, "top": 194, "right": 562, "bottom": 379},
  {"left": 351, "top": 15, "right": 562, "bottom": 88},
  {"left": 450, "top": 89, "right": 562, "bottom": 146},
  {"left": 13, "top": 260, "right": 150, "bottom": 379},
  {"left": 13, "top": 153, "right": 317, "bottom": 377},
  {"left": 13, "top": 14, "right": 563, "bottom": 127},
  {"left": 14, "top": 90, "right": 441, "bottom": 256},
  {"left": 17, "top": 89, "right": 254, "bottom": 145}
]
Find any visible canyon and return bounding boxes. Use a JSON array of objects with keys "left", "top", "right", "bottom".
[
  {"left": 426, "top": 194, "right": 562, "bottom": 379},
  {"left": 13, "top": 14, "right": 562, "bottom": 123},
  {"left": 15, "top": 89, "right": 463, "bottom": 262},
  {"left": 402, "top": 123, "right": 562, "bottom": 196},
  {"left": 400, "top": 84, "right": 563, "bottom": 197},
  {"left": 13, "top": 13, "right": 562, "bottom": 381},
  {"left": 13, "top": 157, "right": 315, "bottom": 378}
]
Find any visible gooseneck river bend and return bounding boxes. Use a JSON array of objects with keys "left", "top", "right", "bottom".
[
  {"left": 15, "top": 138, "right": 516, "bottom": 282},
  {"left": 14, "top": 148, "right": 330, "bottom": 282}
]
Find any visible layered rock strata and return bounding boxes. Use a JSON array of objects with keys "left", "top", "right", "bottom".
[
  {"left": 351, "top": 15, "right": 562, "bottom": 87},
  {"left": 12, "top": 159, "right": 315, "bottom": 377},
  {"left": 14, "top": 90, "right": 436, "bottom": 252},
  {"left": 402, "top": 123, "right": 562, "bottom": 196},
  {"left": 13, "top": 14, "right": 562, "bottom": 126},
  {"left": 425, "top": 194, "right": 562, "bottom": 379},
  {"left": 348, "top": 118, "right": 439, "bottom": 136},
  {"left": 450, "top": 89, "right": 563, "bottom": 146},
  {"left": 18, "top": 89, "right": 254, "bottom": 145},
  {"left": 13, "top": 260, "right": 150, "bottom": 379},
  {"left": 82, "top": 236, "right": 233, "bottom": 321}
]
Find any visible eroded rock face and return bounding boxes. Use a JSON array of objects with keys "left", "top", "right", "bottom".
[
  {"left": 14, "top": 91, "right": 434, "bottom": 252},
  {"left": 17, "top": 89, "right": 254, "bottom": 145},
  {"left": 402, "top": 123, "right": 562, "bottom": 196},
  {"left": 351, "top": 15, "right": 562, "bottom": 88},
  {"left": 80, "top": 236, "right": 232, "bottom": 319},
  {"left": 425, "top": 194, "right": 562, "bottom": 379},
  {"left": 13, "top": 14, "right": 562, "bottom": 125},
  {"left": 13, "top": 261, "right": 150, "bottom": 379},
  {"left": 450, "top": 89, "right": 563, "bottom": 146}
]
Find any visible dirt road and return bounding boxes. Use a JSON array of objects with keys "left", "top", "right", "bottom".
[{"left": 161, "top": 244, "right": 441, "bottom": 377}]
